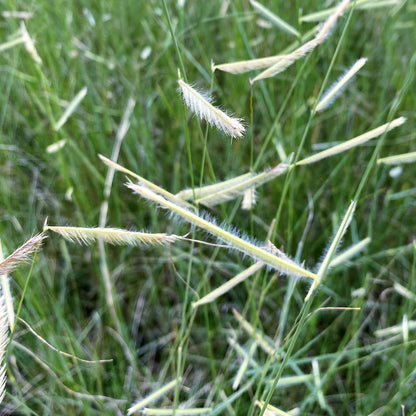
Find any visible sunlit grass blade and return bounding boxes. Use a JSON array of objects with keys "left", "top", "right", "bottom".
[
  {"left": 329, "top": 237, "right": 371, "bottom": 268},
  {"left": 54, "top": 87, "right": 88, "bottom": 131},
  {"left": 0, "top": 234, "right": 45, "bottom": 276},
  {"left": 250, "top": 0, "right": 300, "bottom": 37},
  {"left": 0, "top": 35, "right": 24, "bottom": 52},
  {"left": 232, "top": 309, "right": 277, "bottom": 357},
  {"left": 178, "top": 79, "right": 245, "bottom": 139},
  {"left": 45, "top": 226, "right": 180, "bottom": 246},
  {"left": 127, "top": 378, "right": 181, "bottom": 415},
  {"left": 195, "top": 163, "right": 289, "bottom": 207},
  {"left": 127, "top": 183, "right": 317, "bottom": 279},
  {"left": 98, "top": 155, "right": 194, "bottom": 209},
  {"left": 374, "top": 319, "right": 416, "bottom": 338},
  {"left": 315, "top": 57, "right": 367, "bottom": 112},
  {"left": 192, "top": 262, "right": 263, "bottom": 308},
  {"left": 46, "top": 139, "right": 67, "bottom": 154},
  {"left": 300, "top": 0, "right": 399, "bottom": 22},
  {"left": 305, "top": 201, "right": 356, "bottom": 300},
  {"left": 377, "top": 151, "right": 416, "bottom": 165},
  {"left": 296, "top": 117, "right": 406, "bottom": 166}
]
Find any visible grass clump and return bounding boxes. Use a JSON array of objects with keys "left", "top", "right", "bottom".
[{"left": 0, "top": 0, "right": 415, "bottom": 414}]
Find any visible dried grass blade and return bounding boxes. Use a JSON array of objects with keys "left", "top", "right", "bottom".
[
  {"left": 377, "top": 151, "right": 416, "bottom": 165},
  {"left": 127, "top": 378, "right": 181, "bottom": 415},
  {"left": 45, "top": 226, "right": 180, "bottom": 246},
  {"left": 213, "top": 56, "right": 284, "bottom": 74},
  {"left": 0, "top": 295, "right": 8, "bottom": 405},
  {"left": 192, "top": 262, "right": 263, "bottom": 308},
  {"left": 296, "top": 117, "right": 406, "bottom": 166}
]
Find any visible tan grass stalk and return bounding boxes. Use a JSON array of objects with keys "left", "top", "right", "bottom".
[
  {"left": 192, "top": 262, "right": 263, "bottom": 308},
  {"left": 127, "top": 378, "right": 181, "bottom": 415},
  {"left": 20, "top": 21, "right": 42, "bottom": 64},
  {"left": 45, "top": 226, "right": 180, "bottom": 246},
  {"left": 54, "top": 87, "right": 88, "bottom": 131},
  {"left": 227, "top": 338, "right": 259, "bottom": 368},
  {"left": 377, "top": 151, "right": 416, "bottom": 165},
  {"left": 0, "top": 234, "right": 44, "bottom": 277},
  {"left": 178, "top": 79, "right": 245, "bottom": 139},
  {"left": 0, "top": 295, "right": 8, "bottom": 405},
  {"left": 250, "top": 0, "right": 300, "bottom": 37},
  {"left": 296, "top": 117, "right": 406, "bottom": 166},
  {"left": 315, "top": 57, "right": 367, "bottom": 112},
  {"left": 127, "top": 183, "right": 317, "bottom": 279}
]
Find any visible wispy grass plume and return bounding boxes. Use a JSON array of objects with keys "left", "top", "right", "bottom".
[
  {"left": 127, "top": 183, "right": 317, "bottom": 280},
  {"left": 178, "top": 79, "right": 245, "bottom": 139},
  {"left": 45, "top": 226, "right": 180, "bottom": 246},
  {"left": 315, "top": 57, "right": 367, "bottom": 112},
  {"left": 0, "top": 234, "right": 44, "bottom": 276}
]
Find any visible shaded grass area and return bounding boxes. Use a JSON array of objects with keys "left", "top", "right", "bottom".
[{"left": 0, "top": 0, "right": 416, "bottom": 414}]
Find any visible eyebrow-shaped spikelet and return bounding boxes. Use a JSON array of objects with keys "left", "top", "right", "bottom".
[
  {"left": 178, "top": 79, "right": 245, "bottom": 139},
  {"left": 45, "top": 226, "right": 180, "bottom": 246},
  {"left": 0, "top": 234, "right": 45, "bottom": 276}
]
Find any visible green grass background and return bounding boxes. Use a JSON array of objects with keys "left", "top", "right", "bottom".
[{"left": 1, "top": 0, "right": 416, "bottom": 414}]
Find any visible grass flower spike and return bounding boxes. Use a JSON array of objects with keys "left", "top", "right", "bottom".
[{"left": 178, "top": 79, "right": 245, "bottom": 139}]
